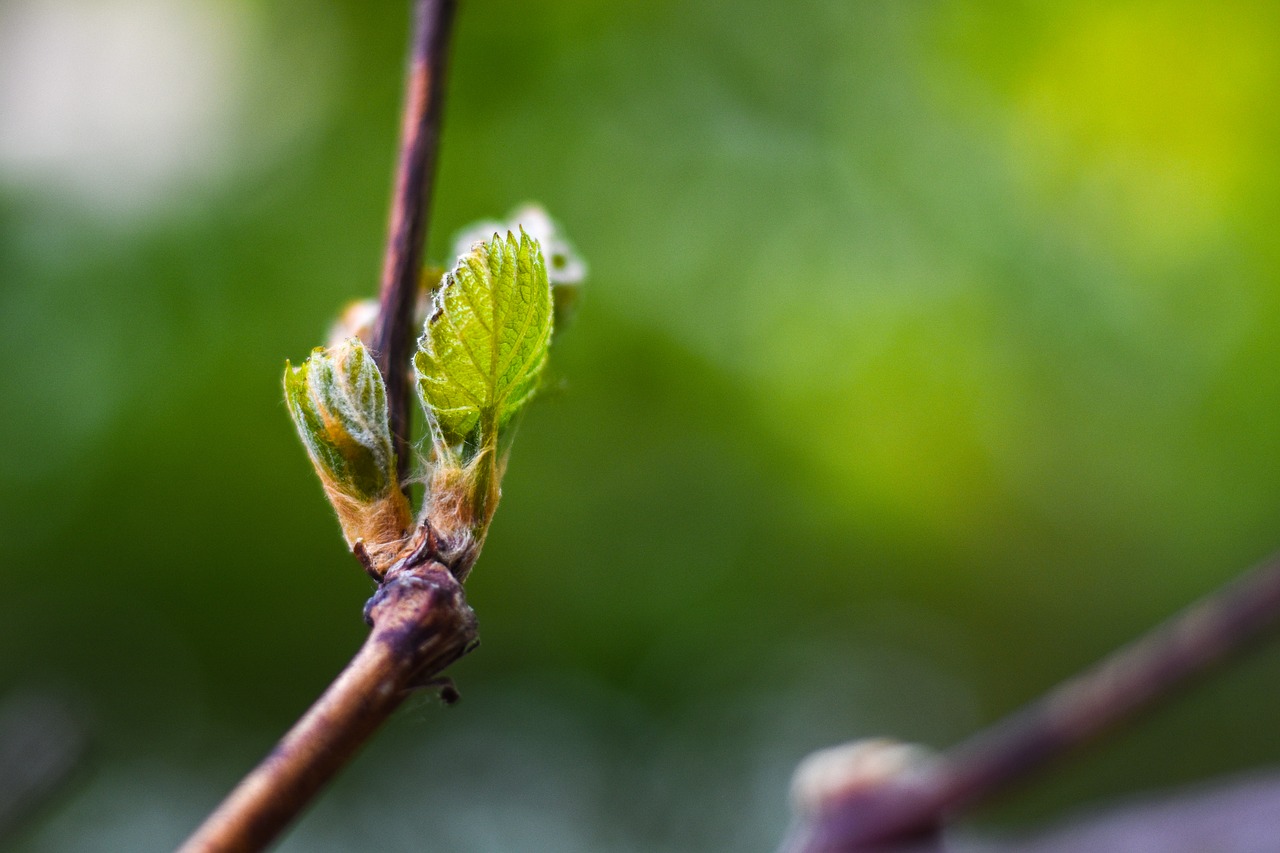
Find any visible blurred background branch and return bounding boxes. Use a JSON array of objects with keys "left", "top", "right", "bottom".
[
  {"left": 783, "top": 550, "right": 1280, "bottom": 852},
  {"left": 982, "top": 770, "right": 1280, "bottom": 853}
]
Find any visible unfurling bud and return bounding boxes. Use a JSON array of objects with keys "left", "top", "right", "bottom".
[{"left": 284, "top": 338, "right": 411, "bottom": 573}]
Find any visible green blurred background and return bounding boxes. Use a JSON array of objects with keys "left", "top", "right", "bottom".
[{"left": 4, "top": 0, "right": 1280, "bottom": 850}]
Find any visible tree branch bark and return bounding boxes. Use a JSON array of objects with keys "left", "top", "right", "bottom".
[{"left": 178, "top": 562, "right": 477, "bottom": 853}]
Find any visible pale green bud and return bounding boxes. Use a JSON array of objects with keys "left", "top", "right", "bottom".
[{"left": 284, "top": 338, "right": 411, "bottom": 568}]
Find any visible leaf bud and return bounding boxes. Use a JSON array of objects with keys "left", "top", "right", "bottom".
[{"left": 284, "top": 337, "right": 411, "bottom": 572}]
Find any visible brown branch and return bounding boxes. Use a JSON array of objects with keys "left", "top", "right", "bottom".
[
  {"left": 783, "top": 550, "right": 1280, "bottom": 853},
  {"left": 177, "top": 561, "right": 477, "bottom": 853},
  {"left": 179, "top": 6, "right": 468, "bottom": 851},
  {"left": 373, "top": 0, "right": 458, "bottom": 484}
]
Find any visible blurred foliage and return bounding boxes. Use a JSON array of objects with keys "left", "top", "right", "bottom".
[{"left": 4, "top": 1, "right": 1280, "bottom": 850}]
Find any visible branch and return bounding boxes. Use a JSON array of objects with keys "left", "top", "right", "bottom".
[
  {"left": 178, "top": 561, "right": 477, "bottom": 853},
  {"left": 1000, "top": 770, "right": 1280, "bottom": 853},
  {"left": 783, "top": 550, "right": 1280, "bottom": 853},
  {"left": 179, "top": 5, "right": 466, "bottom": 851},
  {"left": 373, "top": 0, "right": 458, "bottom": 484}
]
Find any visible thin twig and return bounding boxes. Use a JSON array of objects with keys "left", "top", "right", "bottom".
[
  {"left": 178, "top": 562, "right": 477, "bottom": 853},
  {"left": 179, "top": 5, "right": 465, "bottom": 851},
  {"left": 783, "top": 550, "right": 1280, "bottom": 852},
  {"left": 374, "top": 0, "right": 458, "bottom": 484}
]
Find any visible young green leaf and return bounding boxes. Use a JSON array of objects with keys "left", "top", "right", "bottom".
[
  {"left": 414, "top": 229, "right": 553, "bottom": 449},
  {"left": 284, "top": 338, "right": 411, "bottom": 567},
  {"left": 451, "top": 205, "right": 586, "bottom": 333}
]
